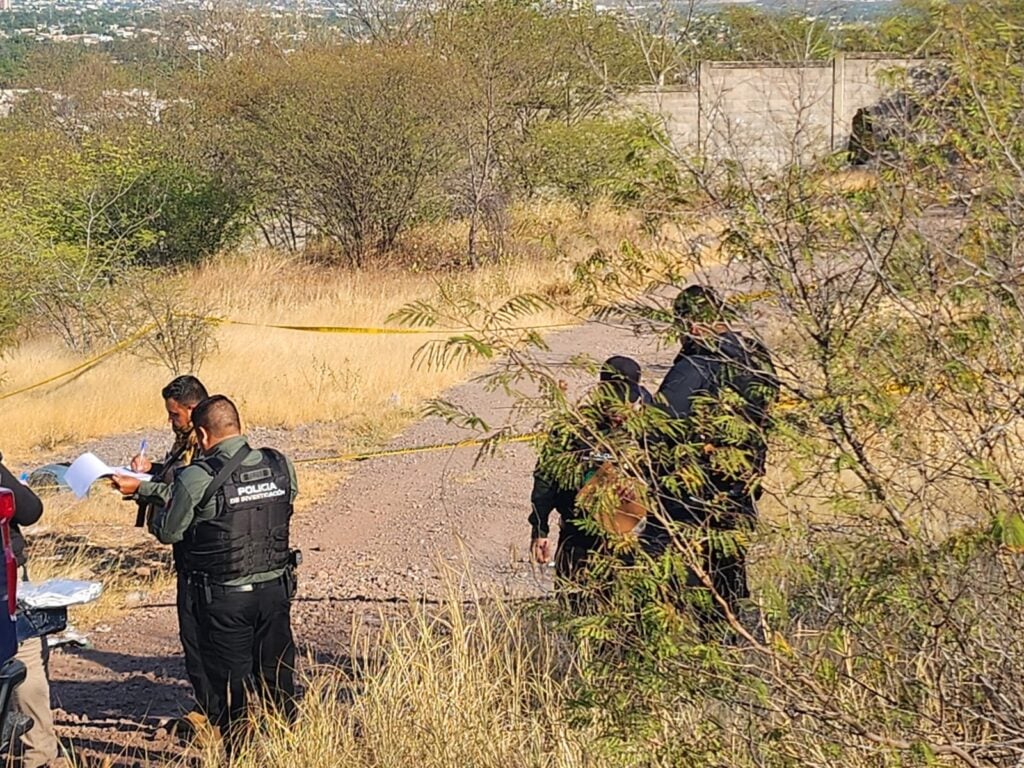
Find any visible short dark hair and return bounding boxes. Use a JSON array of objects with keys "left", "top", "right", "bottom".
[
  {"left": 672, "top": 285, "right": 735, "bottom": 324},
  {"left": 191, "top": 395, "right": 242, "bottom": 438},
  {"left": 161, "top": 375, "right": 209, "bottom": 407},
  {"left": 599, "top": 356, "right": 644, "bottom": 404}
]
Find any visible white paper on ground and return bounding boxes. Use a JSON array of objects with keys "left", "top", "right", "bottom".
[
  {"left": 19, "top": 579, "right": 103, "bottom": 608},
  {"left": 65, "top": 452, "right": 151, "bottom": 498}
]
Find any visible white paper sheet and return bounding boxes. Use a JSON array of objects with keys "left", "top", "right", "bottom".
[{"left": 64, "top": 452, "right": 151, "bottom": 499}]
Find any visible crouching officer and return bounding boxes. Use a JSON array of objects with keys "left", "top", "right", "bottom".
[{"left": 150, "top": 395, "right": 299, "bottom": 755}]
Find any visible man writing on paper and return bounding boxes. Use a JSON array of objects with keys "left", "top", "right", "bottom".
[
  {"left": 111, "top": 375, "right": 216, "bottom": 736},
  {"left": 147, "top": 395, "right": 298, "bottom": 756}
]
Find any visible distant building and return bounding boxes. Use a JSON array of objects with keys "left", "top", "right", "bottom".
[{"left": 0, "top": 0, "right": 11, "bottom": 11}]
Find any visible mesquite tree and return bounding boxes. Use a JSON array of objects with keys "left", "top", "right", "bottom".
[{"left": 393, "top": 2, "right": 1024, "bottom": 765}]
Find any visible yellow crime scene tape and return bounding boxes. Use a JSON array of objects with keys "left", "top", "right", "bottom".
[
  {"left": 22, "top": 376, "right": 925, "bottom": 494},
  {"left": 293, "top": 432, "right": 539, "bottom": 465},
  {"left": 0, "top": 324, "right": 157, "bottom": 403},
  {"left": 23, "top": 432, "right": 542, "bottom": 494},
  {"left": 202, "top": 316, "right": 578, "bottom": 335},
  {"left": 297, "top": 377, "right": 925, "bottom": 470},
  {"left": 201, "top": 316, "right": 452, "bottom": 335},
  {"left": 0, "top": 316, "right": 578, "bottom": 402},
  {"left": 4, "top": 285, "right": 939, "bottom": 496},
  {"left": 0, "top": 283, "right": 783, "bottom": 403},
  {"left": 730, "top": 289, "right": 777, "bottom": 306}
]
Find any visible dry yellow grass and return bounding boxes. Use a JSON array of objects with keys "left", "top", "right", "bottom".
[
  {"left": 0, "top": 258, "right": 562, "bottom": 461},
  {"left": 1, "top": 202, "right": 637, "bottom": 466},
  {"left": 183, "top": 575, "right": 595, "bottom": 768},
  {"left": 0, "top": 203, "right": 637, "bottom": 629}
]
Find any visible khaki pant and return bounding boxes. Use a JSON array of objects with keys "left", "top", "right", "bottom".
[{"left": 11, "top": 636, "right": 58, "bottom": 768}]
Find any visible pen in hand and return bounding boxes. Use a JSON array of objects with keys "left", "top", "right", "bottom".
[{"left": 131, "top": 439, "right": 149, "bottom": 473}]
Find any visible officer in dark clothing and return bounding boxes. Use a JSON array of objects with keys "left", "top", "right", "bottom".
[
  {"left": 112, "top": 375, "right": 218, "bottom": 734},
  {"left": 530, "top": 356, "right": 652, "bottom": 584},
  {"left": 0, "top": 454, "right": 43, "bottom": 569},
  {"left": 645, "top": 286, "right": 779, "bottom": 630},
  {"left": 151, "top": 395, "right": 298, "bottom": 755},
  {"left": 0, "top": 453, "right": 61, "bottom": 767}
]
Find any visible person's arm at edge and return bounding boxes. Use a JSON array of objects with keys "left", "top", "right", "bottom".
[
  {"left": 0, "top": 455, "right": 43, "bottom": 526},
  {"left": 529, "top": 468, "right": 556, "bottom": 540},
  {"left": 286, "top": 456, "right": 299, "bottom": 505}
]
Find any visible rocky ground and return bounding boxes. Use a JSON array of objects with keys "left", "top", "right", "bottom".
[{"left": 38, "top": 301, "right": 718, "bottom": 766}]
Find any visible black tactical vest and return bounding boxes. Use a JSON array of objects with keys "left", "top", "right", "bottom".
[{"left": 183, "top": 447, "right": 293, "bottom": 581}]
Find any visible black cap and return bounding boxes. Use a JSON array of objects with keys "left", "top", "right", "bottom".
[
  {"left": 672, "top": 285, "right": 734, "bottom": 324},
  {"left": 600, "top": 356, "right": 643, "bottom": 403}
]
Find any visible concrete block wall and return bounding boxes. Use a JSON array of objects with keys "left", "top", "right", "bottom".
[
  {"left": 631, "top": 85, "right": 700, "bottom": 155},
  {"left": 701, "top": 60, "right": 835, "bottom": 171},
  {"left": 630, "top": 55, "right": 930, "bottom": 172}
]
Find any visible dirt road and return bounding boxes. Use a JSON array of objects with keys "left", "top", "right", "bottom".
[{"left": 43, "top": 316, "right": 672, "bottom": 764}]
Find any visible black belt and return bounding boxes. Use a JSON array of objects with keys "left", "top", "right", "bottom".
[
  {"left": 189, "top": 574, "right": 287, "bottom": 598},
  {"left": 209, "top": 581, "right": 280, "bottom": 595}
]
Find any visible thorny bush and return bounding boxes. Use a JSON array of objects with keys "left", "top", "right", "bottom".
[{"left": 394, "top": 2, "right": 1024, "bottom": 765}]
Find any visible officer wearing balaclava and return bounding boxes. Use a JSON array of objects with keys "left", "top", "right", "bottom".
[{"left": 645, "top": 285, "right": 779, "bottom": 634}]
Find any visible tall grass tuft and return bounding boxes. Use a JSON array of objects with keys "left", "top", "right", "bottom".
[{"left": 212, "top": 581, "right": 597, "bottom": 768}]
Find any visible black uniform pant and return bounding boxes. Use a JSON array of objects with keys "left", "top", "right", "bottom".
[
  {"left": 555, "top": 533, "right": 620, "bottom": 614},
  {"left": 176, "top": 572, "right": 220, "bottom": 720},
  {"left": 687, "top": 541, "right": 750, "bottom": 625},
  {"left": 643, "top": 525, "right": 751, "bottom": 634},
  {"left": 196, "top": 578, "right": 296, "bottom": 754},
  {"left": 554, "top": 533, "right": 600, "bottom": 582}
]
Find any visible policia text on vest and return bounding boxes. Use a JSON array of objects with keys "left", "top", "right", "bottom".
[{"left": 150, "top": 396, "right": 299, "bottom": 755}]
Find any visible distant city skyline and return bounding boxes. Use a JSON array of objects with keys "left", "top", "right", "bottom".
[
  {"left": 0, "top": 0, "right": 899, "bottom": 9},
  {"left": 0, "top": 0, "right": 903, "bottom": 39}
]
